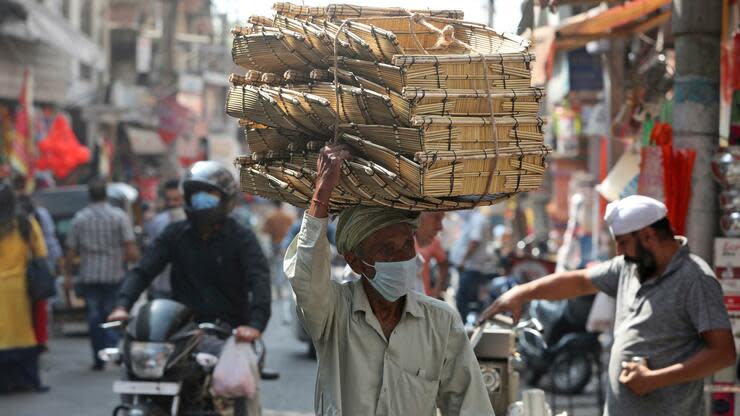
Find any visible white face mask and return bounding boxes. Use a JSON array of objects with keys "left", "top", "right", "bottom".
[{"left": 361, "top": 258, "right": 417, "bottom": 302}]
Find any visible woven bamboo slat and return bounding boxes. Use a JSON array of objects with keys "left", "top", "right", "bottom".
[
  {"left": 232, "top": 28, "right": 327, "bottom": 73},
  {"left": 338, "top": 113, "right": 545, "bottom": 155},
  {"left": 271, "top": 15, "right": 360, "bottom": 63},
  {"left": 245, "top": 127, "right": 310, "bottom": 153},
  {"left": 226, "top": 85, "right": 337, "bottom": 135},
  {"left": 333, "top": 55, "right": 534, "bottom": 93},
  {"left": 272, "top": 3, "right": 464, "bottom": 20}
]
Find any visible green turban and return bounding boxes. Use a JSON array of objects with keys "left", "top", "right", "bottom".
[{"left": 335, "top": 206, "right": 420, "bottom": 255}]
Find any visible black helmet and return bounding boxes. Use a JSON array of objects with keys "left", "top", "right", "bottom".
[{"left": 182, "top": 161, "right": 238, "bottom": 228}]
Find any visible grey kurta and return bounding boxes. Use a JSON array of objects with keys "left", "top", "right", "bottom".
[{"left": 284, "top": 214, "right": 494, "bottom": 416}]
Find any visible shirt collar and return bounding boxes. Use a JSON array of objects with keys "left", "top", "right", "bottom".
[
  {"left": 639, "top": 236, "right": 689, "bottom": 286},
  {"left": 351, "top": 280, "right": 425, "bottom": 319},
  {"left": 661, "top": 236, "right": 689, "bottom": 278}
]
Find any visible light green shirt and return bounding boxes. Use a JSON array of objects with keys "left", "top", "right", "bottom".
[{"left": 284, "top": 214, "right": 495, "bottom": 416}]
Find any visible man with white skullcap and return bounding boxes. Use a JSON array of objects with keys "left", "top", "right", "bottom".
[
  {"left": 480, "top": 195, "right": 735, "bottom": 416},
  {"left": 284, "top": 144, "right": 493, "bottom": 415}
]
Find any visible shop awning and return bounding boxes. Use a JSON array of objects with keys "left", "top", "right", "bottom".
[
  {"left": 125, "top": 126, "right": 167, "bottom": 156},
  {"left": 0, "top": 0, "right": 105, "bottom": 69},
  {"left": 530, "top": 0, "right": 671, "bottom": 82},
  {"left": 554, "top": 0, "right": 671, "bottom": 51}
]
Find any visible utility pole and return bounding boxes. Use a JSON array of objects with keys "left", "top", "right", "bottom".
[
  {"left": 488, "top": 0, "right": 495, "bottom": 28},
  {"left": 671, "top": 0, "right": 722, "bottom": 261},
  {"left": 159, "top": 0, "right": 179, "bottom": 90}
]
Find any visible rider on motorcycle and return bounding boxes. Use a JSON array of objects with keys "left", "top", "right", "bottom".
[{"left": 108, "top": 161, "right": 271, "bottom": 414}]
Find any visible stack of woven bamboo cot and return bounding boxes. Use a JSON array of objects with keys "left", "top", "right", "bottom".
[{"left": 227, "top": 2, "right": 550, "bottom": 212}]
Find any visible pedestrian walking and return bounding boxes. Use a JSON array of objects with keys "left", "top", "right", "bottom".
[
  {"left": 414, "top": 212, "right": 449, "bottom": 299},
  {"left": 451, "top": 206, "right": 502, "bottom": 322},
  {"left": 284, "top": 144, "right": 494, "bottom": 415},
  {"left": 479, "top": 195, "right": 737, "bottom": 416},
  {"left": 0, "top": 181, "right": 49, "bottom": 393},
  {"left": 13, "top": 174, "right": 62, "bottom": 350},
  {"left": 64, "top": 178, "right": 139, "bottom": 371},
  {"left": 262, "top": 201, "right": 294, "bottom": 321}
]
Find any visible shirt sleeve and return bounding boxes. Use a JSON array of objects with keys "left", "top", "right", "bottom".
[
  {"left": 431, "top": 239, "right": 447, "bottom": 264},
  {"left": 436, "top": 313, "right": 495, "bottom": 416},
  {"left": 116, "top": 226, "right": 173, "bottom": 310},
  {"left": 467, "top": 213, "right": 484, "bottom": 242},
  {"left": 587, "top": 257, "right": 623, "bottom": 298},
  {"left": 66, "top": 215, "right": 80, "bottom": 252},
  {"left": 119, "top": 212, "right": 136, "bottom": 243},
  {"left": 237, "top": 227, "right": 272, "bottom": 332},
  {"left": 36, "top": 207, "right": 62, "bottom": 263},
  {"left": 685, "top": 274, "right": 732, "bottom": 333},
  {"left": 283, "top": 213, "right": 338, "bottom": 342}
]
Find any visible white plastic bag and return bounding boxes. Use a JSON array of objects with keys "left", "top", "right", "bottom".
[
  {"left": 211, "top": 336, "right": 257, "bottom": 398},
  {"left": 586, "top": 291, "right": 616, "bottom": 334}
]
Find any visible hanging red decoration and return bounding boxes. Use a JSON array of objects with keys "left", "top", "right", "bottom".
[{"left": 34, "top": 114, "right": 91, "bottom": 178}]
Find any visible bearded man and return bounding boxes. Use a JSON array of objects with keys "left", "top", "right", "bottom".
[
  {"left": 284, "top": 144, "right": 493, "bottom": 415},
  {"left": 479, "top": 195, "right": 736, "bottom": 416}
]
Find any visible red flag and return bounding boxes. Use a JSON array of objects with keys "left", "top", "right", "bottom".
[{"left": 10, "top": 68, "right": 34, "bottom": 179}]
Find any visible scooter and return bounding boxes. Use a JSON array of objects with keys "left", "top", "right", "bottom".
[
  {"left": 515, "top": 298, "right": 602, "bottom": 395},
  {"left": 100, "top": 299, "right": 276, "bottom": 416}
]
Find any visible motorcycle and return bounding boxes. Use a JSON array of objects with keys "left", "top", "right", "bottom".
[
  {"left": 99, "top": 299, "right": 275, "bottom": 416},
  {"left": 514, "top": 298, "right": 603, "bottom": 395}
]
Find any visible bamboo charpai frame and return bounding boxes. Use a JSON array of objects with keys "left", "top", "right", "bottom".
[
  {"left": 333, "top": 55, "right": 534, "bottom": 93},
  {"left": 338, "top": 132, "right": 549, "bottom": 197},
  {"left": 337, "top": 114, "right": 545, "bottom": 156},
  {"left": 298, "top": 82, "right": 405, "bottom": 126},
  {"left": 237, "top": 152, "right": 517, "bottom": 211},
  {"left": 272, "top": 3, "right": 464, "bottom": 20}
]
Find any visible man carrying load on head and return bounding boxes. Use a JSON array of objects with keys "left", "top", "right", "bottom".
[{"left": 284, "top": 144, "right": 494, "bottom": 415}]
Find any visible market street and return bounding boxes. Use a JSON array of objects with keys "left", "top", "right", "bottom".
[{"left": 0, "top": 301, "right": 603, "bottom": 416}]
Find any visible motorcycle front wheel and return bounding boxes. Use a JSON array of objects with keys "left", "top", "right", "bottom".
[{"left": 549, "top": 352, "right": 592, "bottom": 395}]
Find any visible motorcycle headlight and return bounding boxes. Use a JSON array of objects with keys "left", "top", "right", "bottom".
[{"left": 129, "top": 342, "right": 175, "bottom": 379}]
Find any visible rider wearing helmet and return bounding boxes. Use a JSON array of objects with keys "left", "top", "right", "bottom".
[{"left": 109, "top": 162, "right": 271, "bottom": 414}]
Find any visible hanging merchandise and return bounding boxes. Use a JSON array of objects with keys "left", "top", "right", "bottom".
[
  {"left": 713, "top": 147, "right": 740, "bottom": 238},
  {"left": 637, "top": 121, "right": 669, "bottom": 202},
  {"left": 596, "top": 145, "right": 640, "bottom": 202},
  {"left": 552, "top": 103, "right": 582, "bottom": 158},
  {"left": 654, "top": 123, "right": 695, "bottom": 236},
  {"left": 35, "top": 114, "right": 91, "bottom": 179}
]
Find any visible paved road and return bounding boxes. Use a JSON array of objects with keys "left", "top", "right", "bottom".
[
  {"left": 0, "top": 300, "right": 603, "bottom": 416},
  {"left": 0, "top": 300, "right": 317, "bottom": 416}
]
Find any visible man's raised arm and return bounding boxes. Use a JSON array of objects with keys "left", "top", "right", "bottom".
[{"left": 283, "top": 144, "right": 351, "bottom": 341}]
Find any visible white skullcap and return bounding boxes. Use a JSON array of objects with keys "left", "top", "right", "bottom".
[{"left": 604, "top": 195, "right": 668, "bottom": 236}]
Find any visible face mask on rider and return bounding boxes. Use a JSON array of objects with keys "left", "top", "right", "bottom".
[
  {"left": 361, "top": 258, "right": 417, "bottom": 302},
  {"left": 190, "top": 192, "right": 220, "bottom": 210}
]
